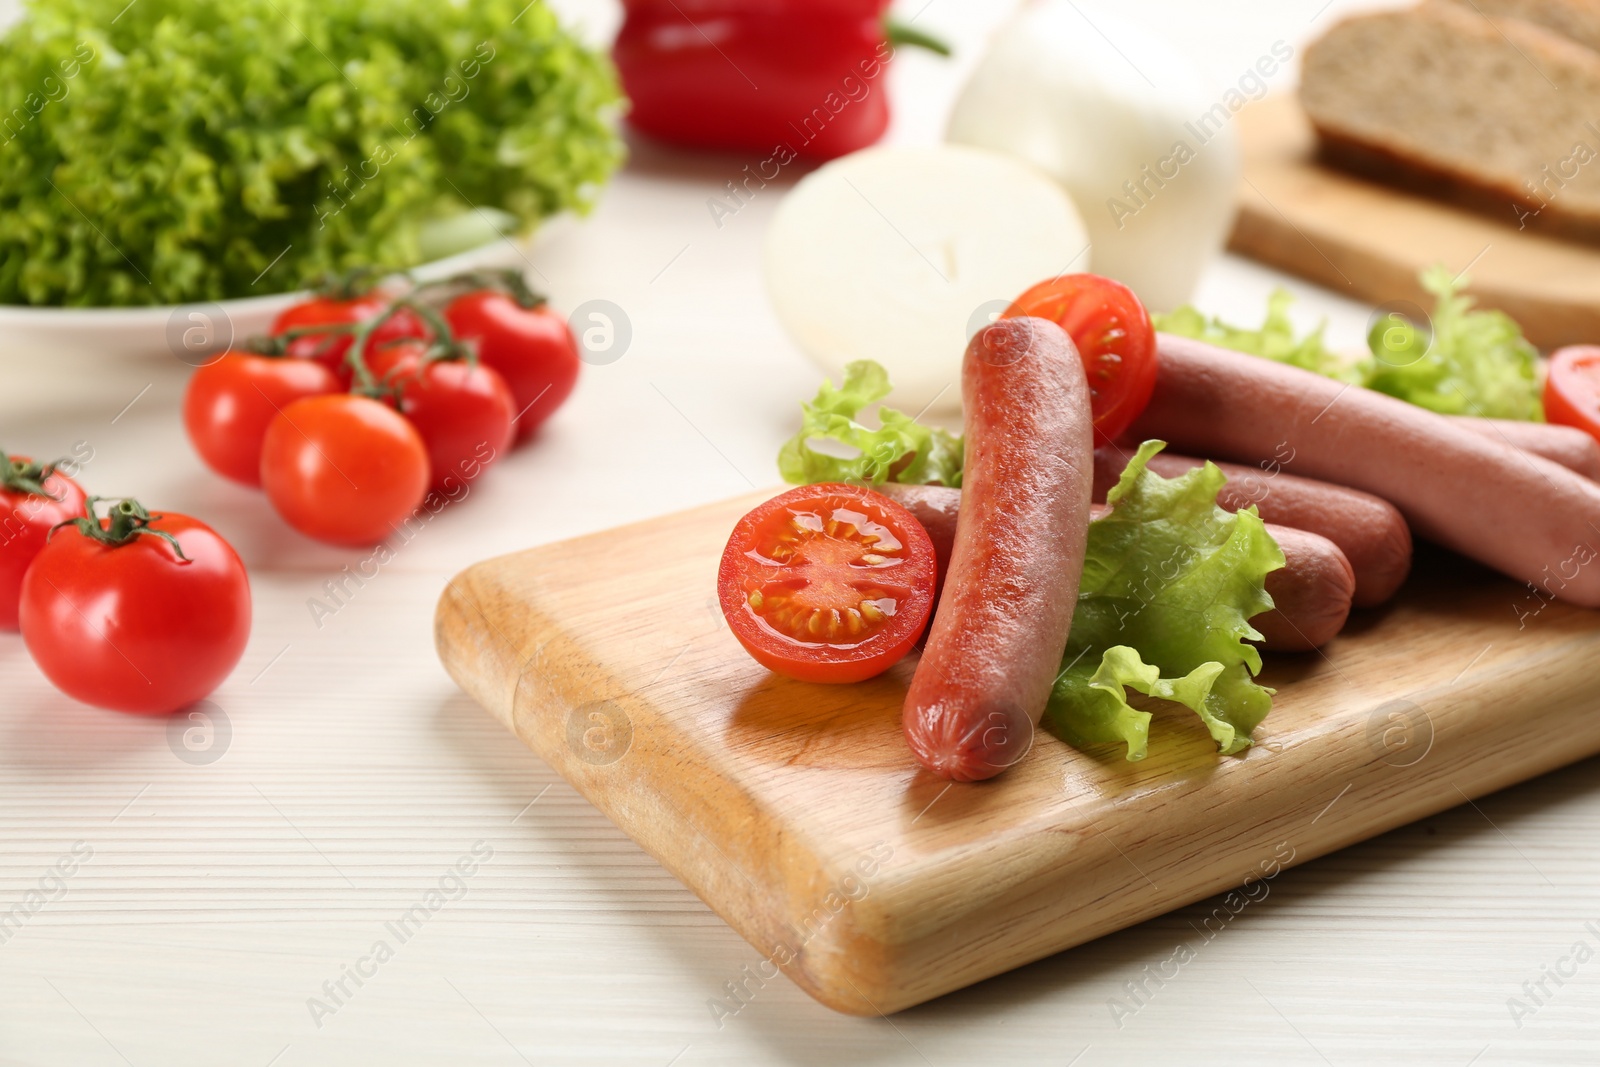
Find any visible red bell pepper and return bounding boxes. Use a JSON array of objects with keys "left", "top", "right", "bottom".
[{"left": 613, "top": 0, "right": 947, "bottom": 161}]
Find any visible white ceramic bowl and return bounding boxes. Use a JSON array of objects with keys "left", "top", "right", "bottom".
[{"left": 0, "top": 235, "right": 535, "bottom": 361}]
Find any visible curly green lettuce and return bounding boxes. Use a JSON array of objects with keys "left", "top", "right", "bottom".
[
  {"left": 1156, "top": 268, "right": 1543, "bottom": 421},
  {"left": 0, "top": 0, "right": 624, "bottom": 306},
  {"left": 1044, "top": 441, "right": 1284, "bottom": 760},
  {"left": 777, "top": 361, "right": 964, "bottom": 488},
  {"left": 1154, "top": 289, "right": 1358, "bottom": 382},
  {"left": 1360, "top": 266, "right": 1542, "bottom": 421}
]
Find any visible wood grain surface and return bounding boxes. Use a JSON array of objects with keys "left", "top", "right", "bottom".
[
  {"left": 1230, "top": 94, "right": 1600, "bottom": 349},
  {"left": 437, "top": 488, "right": 1600, "bottom": 1015}
]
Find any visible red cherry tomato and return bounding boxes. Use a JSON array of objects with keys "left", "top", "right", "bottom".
[
  {"left": 1545, "top": 346, "right": 1600, "bottom": 443},
  {"left": 260, "top": 395, "right": 430, "bottom": 545},
  {"left": 19, "top": 500, "right": 251, "bottom": 714},
  {"left": 183, "top": 353, "right": 342, "bottom": 487},
  {"left": 0, "top": 453, "right": 88, "bottom": 631},
  {"left": 1004, "top": 273, "right": 1157, "bottom": 446},
  {"left": 272, "top": 293, "right": 431, "bottom": 385},
  {"left": 717, "top": 483, "right": 937, "bottom": 684},
  {"left": 445, "top": 290, "right": 580, "bottom": 443},
  {"left": 367, "top": 343, "right": 515, "bottom": 493}
]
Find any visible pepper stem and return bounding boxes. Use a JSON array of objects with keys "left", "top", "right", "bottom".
[
  {"left": 54, "top": 498, "right": 190, "bottom": 562},
  {"left": 885, "top": 17, "right": 952, "bottom": 57}
]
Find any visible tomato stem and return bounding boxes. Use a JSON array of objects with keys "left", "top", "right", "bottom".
[
  {"left": 53, "top": 498, "right": 190, "bottom": 562},
  {"left": 0, "top": 449, "right": 65, "bottom": 500},
  {"left": 413, "top": 267, "right": 548, "bottom": 310}
]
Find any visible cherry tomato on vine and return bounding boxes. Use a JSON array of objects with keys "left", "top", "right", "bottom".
[
  {"left": 1545, "top": 346, "right": 1600, "bottom": 444},
  {"left": 183, "top": 353, "right": 342, "bottom": 487},
  {"left": 260, "top": 395, "right": 430, "bottom": 545},
  {"left": 445, "top": 290, "right": 580, "bottom": 443},
  {"left": 1004, "top": 273, "right": 1157, "bottom": 445},
  {"left": 367, "top": 343, "right": 515, "bottom": 493},
  {"left": 717, "top": 483, "right": 937, "bottom": 684},
  {"left": 272, "top": 292, "right": 431, "bottom": 385},
  {"left": 19, "top": 499, "right": 251, "bottom": 714},
  {"left": 0, "top": 452, "right": 88, "bottom": 631}
]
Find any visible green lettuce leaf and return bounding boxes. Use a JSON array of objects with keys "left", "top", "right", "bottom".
[
  {"left": 1157, "top": 269, "right": 1544, "bottom": 421},
  {"left": 1044, "top": 441, "right": 1284, "bottom": 760},
  {"left": 777, "top": 361, "right": 964, "bottom": 488},
  {"left": 1359, "top": 266, "right": 1543, "bottom": 421},
  {"left": 1154, "top": 289, "right": 1359, "bottom": 382}
]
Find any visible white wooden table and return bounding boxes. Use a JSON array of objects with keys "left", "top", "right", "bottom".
[{"left": 4, "top": 1, "right": 1597, "bottom": 1063}]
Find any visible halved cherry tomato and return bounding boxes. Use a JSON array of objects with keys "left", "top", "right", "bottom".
[
  {"left": 717, "top": 483, "right": 937, "bottom": 684},
  {"left": 272, "top": 292, "right": 431, "bottom": 386},
  {"left": 1004, "top": 273, "right": 1157, "bottom": 446},
  {"left": 0, "top": 452, "right": 88, "bottom": 631},
  {"left": 183, "top": 353, "right": 342, "bottom": 487},
  {"left": 367, "top": 342, "right": 515, "bottom": 492},
  {"left": 260, "top": 395, "right": 430, "bottom": 545},
  {"left": 1545, "top": 346, "right": 1600, "bottom": 443},
  {"left": 20, "top": 499, "right": 251, "bottom": 714},
  {"left": 444, "top": 290, "right": 580, "bottom": 443}
]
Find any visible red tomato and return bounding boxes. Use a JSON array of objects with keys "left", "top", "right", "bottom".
[
  {"left": 1545, "top": 346, "right": 1600, "bottom": 442},
  {"left": 367, "top": 343, "right": 515, "bottom": 492},
  {"left": 1004, "top": 273, "right": 1158, "bottom": 445},
  {"left": 19, "top": 500, "right": 251, "bottom": 714},
  {"left": 717, "top": 483, "right": 937, "bottom": 684},
  {"left": 272, "top": 293, "right": 431, "bottom": 385},
  {"left": 0, "top": 454, "right": 88, "bottom": 631},
  {"left": 183, "top": 353, "right": 342, "bottom": 487},
  {"left": 260, "top": 395, "right": 430, "bottom": 545},
  {"left": 445, "top": 291, "right": 580, "bottom": 443}
]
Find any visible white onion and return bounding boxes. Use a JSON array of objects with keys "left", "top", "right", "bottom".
[
  {"left": 947, "top": 1, "right": 1240, "bottom": 313},
  {"left": 764, "top": 145, "right": 1089, "bottom": 414}
]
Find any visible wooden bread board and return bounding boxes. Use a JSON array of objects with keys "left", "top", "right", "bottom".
[
  {"left": 435, "top": 488, "right": 1600, "bottom": 1015},
  {"left": 1231, "top": 94, "right": 1600, "bottom": 349}
]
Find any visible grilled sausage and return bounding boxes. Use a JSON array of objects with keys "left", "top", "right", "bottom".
[
  {"left": 1091, "top": 448, "right": 1411, "bottom": 607},
  {"left": 885, "top": 485, "right": 1355, "bottom": 652},
  {"left": 1129, "top": 333, "right": 1600, "bottom": 607},
  {"left": 901, "top": 318, "right": 1093, "bottom": 782}
]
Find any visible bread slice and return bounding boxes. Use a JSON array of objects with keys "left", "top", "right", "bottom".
[
  {"left": 1300, "top": 0, "right": 1600, "bottom": 241},
  {"left": 1452, "top": 0, "right": 1600, "bottom": 55}
]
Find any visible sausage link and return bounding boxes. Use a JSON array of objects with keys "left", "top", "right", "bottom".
[
  {"left": 901, "top": 318, "right": 1093, "bottom": 782},
  {"left": 1092, "top": 448, "right": 1411, "bottom": 607},
  {"left": 885, "top": 486, "right": 1354, "bottom": 652},
  {"left": 1449, "top": 417, "right": 1600, "bottom": 480},
  {"left": 1130, "top": 333, "right": 1600, "bottom": 607}
]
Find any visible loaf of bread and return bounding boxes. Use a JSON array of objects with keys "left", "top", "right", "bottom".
[
  {"left": 1465, "top": 0, "right": 1600, "bottom": 54},
  {"left": 1300, "top": 0, "right": 1600, "bottom": 240}
]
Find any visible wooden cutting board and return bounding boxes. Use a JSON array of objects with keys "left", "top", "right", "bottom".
[
  {"left": 1231, "top": 94, "right": 1600, "bottom": 350},
  {"left": 435, "top": 489, "right": 1600, "bottom": 1015}
]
